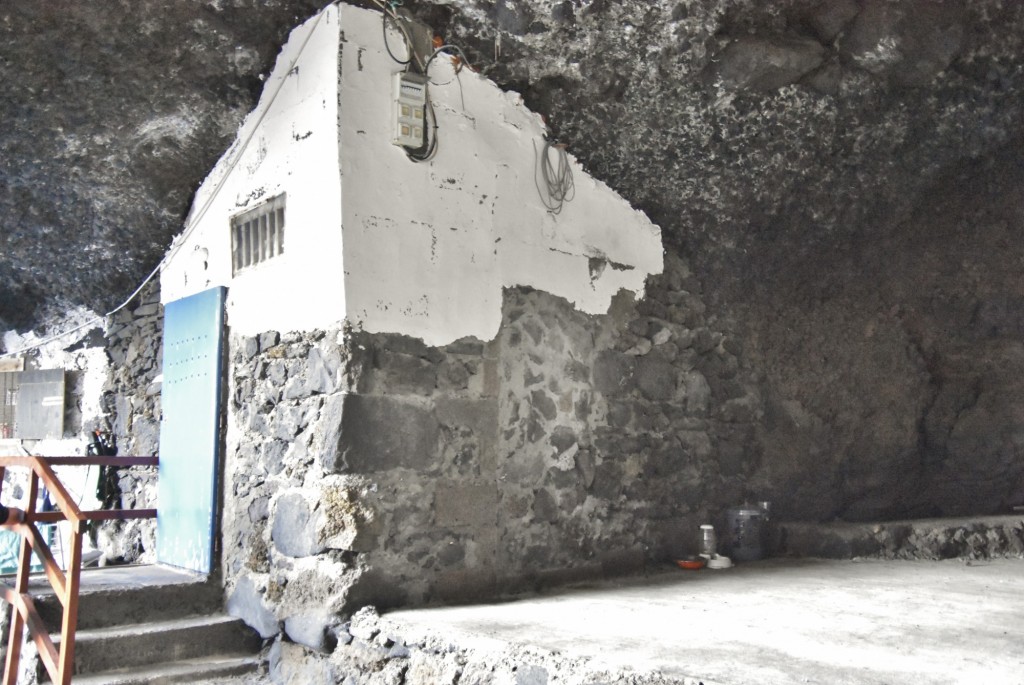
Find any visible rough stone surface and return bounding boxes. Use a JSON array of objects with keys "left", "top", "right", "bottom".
[
  {"left": 94, "top": 279, "right": 162, "bottom": 565},
  {"left": 705, "top": 36, "right": 826, "bottom": 91},
  {"left": 6, "top": 0, "right": 1024, "bottom": 533},
  {"left": 227, "top": 575, "right": 281, "bottom": 639},
  {"left": 778, "top": 516, "right": 1024, "bottom": 561},
  {"left": 337, "top": 395, "right": 441, "bottom": 474},
  {"left": 0, "top": 0, "right": 323, "bottom": 328},
  {"left": 272, "top": 492, "right": 324, "bottom": 558},
  {"left": 284, "top": 611, "right": 339, "bottom": 653}
]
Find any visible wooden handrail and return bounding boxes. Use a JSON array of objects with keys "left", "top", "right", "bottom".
[{"left": 0, "top": 456, "right": 158, "bottom": 685}]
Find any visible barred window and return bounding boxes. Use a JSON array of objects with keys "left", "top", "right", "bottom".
[{"left": 231, "top": 194, "right": 286, "bottom": 275}]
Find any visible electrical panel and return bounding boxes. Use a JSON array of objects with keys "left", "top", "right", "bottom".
[
  {"left": 14, "top": 369, "right": 65, "bottom": 440},
  {"left": 393, "top": 72, "right": 427, "bottom": 149}
]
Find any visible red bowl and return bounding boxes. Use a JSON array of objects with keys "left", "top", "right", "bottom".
[{"left": 675, "top": 558, "right": 705, "bottom": 570}]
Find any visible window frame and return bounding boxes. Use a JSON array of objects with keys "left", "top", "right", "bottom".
[{"left": 230, "top": 193, "right": 287, "bottom": 276}]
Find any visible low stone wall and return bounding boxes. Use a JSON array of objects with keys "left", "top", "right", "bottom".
[
  {"left": 777, "top": 516, "right": 1024, "bottom": 560},
  {"left": 223, "top": 252, "right": 768, "bottom": 649},
  {"left": 97, "top": 280, "right": 162, "bottom": 564}
]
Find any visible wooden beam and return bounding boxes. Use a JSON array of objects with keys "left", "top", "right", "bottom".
[
  {"left": 0, "top": 456, "right": 157, "bottom": 467},
  {"left": 58, "top": 533, "right": 83, "bottom": 685},
  {"left": 30, "top": 458, "right": 83, "bottom": 528},
  {"left": 3, "top": 472, "right": 38, "bottom": 685},
  {"left": 0, "top": 584, "right": 60, "bottom": 683},
  {"left": 32, "top": 508, "right": 157, "bottom": 524}
]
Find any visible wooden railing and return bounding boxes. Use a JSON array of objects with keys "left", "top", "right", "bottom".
[{"left": 0, "top": 456, "right": 158, "bottom": 685}]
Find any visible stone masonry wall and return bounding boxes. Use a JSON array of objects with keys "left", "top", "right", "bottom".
[
  {"left": 97, "top": 280, "right": 162, "bottom": 564},
  {"left": 223, "top": 251, "right": 767, "bottom": 653}
]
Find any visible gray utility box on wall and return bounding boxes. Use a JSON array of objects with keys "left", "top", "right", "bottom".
[{"left": 14, "top": 369, "right": 65, "bottom": 439}]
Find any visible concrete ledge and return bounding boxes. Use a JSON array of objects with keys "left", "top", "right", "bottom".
[{"left": 776, "top": 515, "right": 1024, "bottom": 560}]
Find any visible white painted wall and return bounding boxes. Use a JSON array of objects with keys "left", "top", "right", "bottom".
[
  {"left": 338, "top": 4, "right": 662, "bottom": 346},
  {"left": 165, "top": 3, "right": 662, "bottom": 345},
  {"left": 161, "top": 6, "right": 345, "bottom": 335}
]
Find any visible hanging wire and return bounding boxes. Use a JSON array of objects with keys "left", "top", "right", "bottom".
[
  {"left": 382, "top": 12, "right": 411, "bottom": 66},
  {"left": 533, "top": 140, "right": 576, "bottom": 215},
  {"left": 424, "top": 44, "right": 474, "bottom": 77},
  {"left": 368, "top": 0, "right": 425, "bottom": 72}
]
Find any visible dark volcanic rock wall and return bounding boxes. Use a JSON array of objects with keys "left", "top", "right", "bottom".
[
  {"left": 96, "top": 280, "right": 163, "bottom": 564},
  {"left": 424, "top": 0, "right": 1024, "bottom": 521},
  {"left": 0, "top": 0, "right": 322, "bottom": 328}
]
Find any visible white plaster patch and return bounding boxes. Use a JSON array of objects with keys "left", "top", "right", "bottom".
[{"left": 164, "top": 4, "right": 662, "bottom": 344}]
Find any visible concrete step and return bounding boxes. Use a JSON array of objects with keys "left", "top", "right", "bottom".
[
  {"left": 35, "top": 574, "right": 222, "bottom": 632},
  {"left": 45, "top": 614, "right": 261, "bottom": 679},
  {"left": 61, "top": 654, "right": 262, "bottom": 685}
]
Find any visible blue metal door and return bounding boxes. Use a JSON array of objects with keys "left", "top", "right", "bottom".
[{"left": 156, "top": 287, "right": 226, "bottom": 573}]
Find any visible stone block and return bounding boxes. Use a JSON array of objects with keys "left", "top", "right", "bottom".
[
  {"left": 683, "top": 370, "right": 711, "bottom": 414},
  {"left": 315, "top": 393, "right": 346, "bottom": 472},
  {"left": 435, "top": 482, "right": 498, "bottom": 528},
  {"left": 239, "top": 336, "right": 259, "bottom": 361},
  {"left": 634, "top": 357, "right": 677, "bottom": 401},
  {"left": 319, "top": 485, "right": 382, "bottom": 553},
  {"left": 549, "top": 425, "right": 577, "bottom": 454},
  {"left": 227, "top": 575, "right": 279, "bottom": 639},
  {"left": 593, "top": 350, "right": 635, "bottom": 396},
  {"left": 272, "top": 492, "right": 324, "bottom": 558},
  {"left": 371, "top": 349, "right": 438, "bottom": 395},
  {"left": 530, "top": 389, "right": 557, "bottom": 421},
  {"left": 266, "top": 360, "right": 287, "bottom": 386},
  {"left": 285, "top": 611, "right": 339, "bottom": 653},
  {"left": 336, "top": 394, "right": 440, "bottom": 473},
  {"left": 270, "top": 640, "right": 335, "bottom": 685},
  {"left": 514, "top": 664, "right": 549, "bottom": 685},
  {"left": 574, "top": 449, "right": 596, "bottom": 488},
  {"left": 260, "top": 331, "right": 280, "bottom": 350},
  {"left": 273, "top": 404, "right": 305, "bottom": 440},
  {"left": 262, "top": 440, "right": 288, "bottom": 475},
  {"left": 435, "top": 397, "right": 499, "bottom": 464},
  {"left": 306, "top": 347, "right": 339, "bottom": 395},
  {"left": 132, "top": 303, "right": 160, "bottom": 317},
  {"left": 248, "top": 495, "right": 271, "bottom": 523}
]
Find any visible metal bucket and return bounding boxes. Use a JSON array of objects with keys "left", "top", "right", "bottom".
[{"left": 726, "top": 506, "right": 766, "bottom": 562}]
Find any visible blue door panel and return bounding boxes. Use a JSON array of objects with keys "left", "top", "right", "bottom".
[{"left": 156, "top": 287, "right": 225, "bottom": 574}]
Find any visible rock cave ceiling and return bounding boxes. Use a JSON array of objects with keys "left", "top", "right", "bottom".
[{"left": 1, "top": 0, "right": 1022, "bottom": 333}]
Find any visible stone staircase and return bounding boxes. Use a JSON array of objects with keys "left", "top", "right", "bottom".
[{"left": 15, "top": 565, "right": 263, "bottom": 684}]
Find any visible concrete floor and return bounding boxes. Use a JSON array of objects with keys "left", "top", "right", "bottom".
[{"left": 383, "top": 558, "right": 1024, "bottom": 685}]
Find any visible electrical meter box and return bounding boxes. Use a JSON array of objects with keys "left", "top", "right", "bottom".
[
  {"left": 393, "top": 72, "right": 427, "bottom": 149},
  {"left": 14, "top": 369, "right": 65, "bottom": 439}
]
